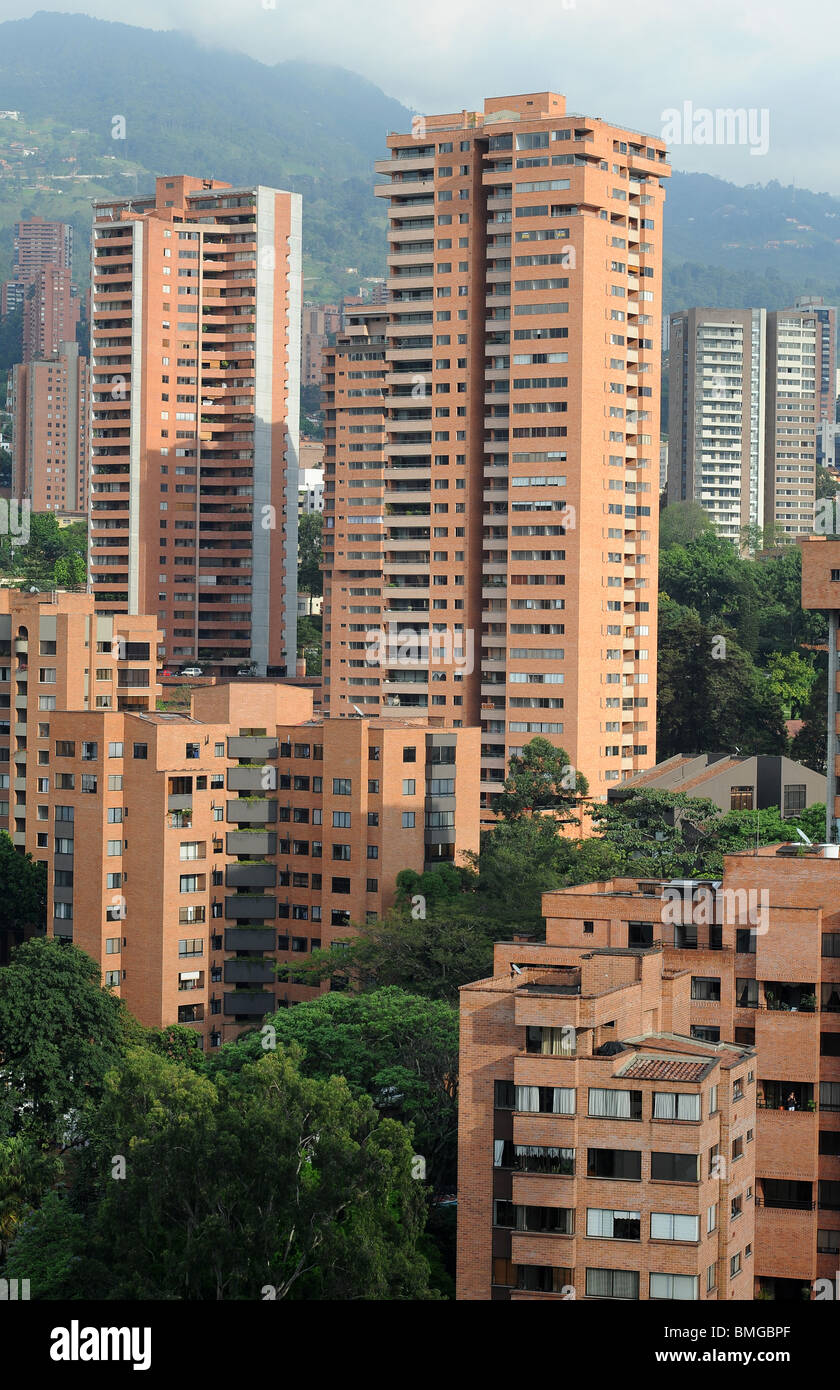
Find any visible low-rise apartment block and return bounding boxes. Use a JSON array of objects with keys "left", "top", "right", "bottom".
[
  {"left": 532, "top": 846, "right": 840, "bottom": 1298},
  {"left": 0, "top": 590, "right": 160, "bottom": 859},
  {"left": 458, "top": 937, "right": 755, "bottom": 1300},
  {"left": 47, "top": 681, "right": 479, "bottom": 1047}
]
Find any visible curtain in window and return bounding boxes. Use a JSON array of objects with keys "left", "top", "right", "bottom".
[
  {"left": 591, "top": 1088, "right": 630, "bottom": 1118},
  {"left": 611, "top": 1269, "right": 638, "bottom": 1299},
  {"left": 516, "top": 1085, "right": 539, "bottom": 1112},
  {"left": 587, "top": 1209, "right": 612, "bottom": 1238},
  {"left": 554, "top": 1087, "right": 575, "bottom": 1114},
  {"left": 653, "top": 1092, "right": 676, "bottom": 1119},
  {"left": 541, "top": 1027, "right": 575, "bottom": 1056},
  {"left": 493, "top": 1139, "right": 505, "bottom": 1167},
  {"left": 677, "top": 1094, "right": 700, "bottom": 1121}
]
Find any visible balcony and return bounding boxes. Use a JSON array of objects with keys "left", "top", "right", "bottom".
[
  {"left": 225, "top": 861, "right": 276, "bottom": 888},
  {"left": 226, "top": 829, "right": 276, "bottom": 856},
  {"left": 223, "top": 991, "right": 273, "bottom": 1016},
  {"left": 224, "top": 959, "right": 275, "bottom": 984},
  {"left": 224, "top": 894, "right": 276, "bottom": 920},
  {"left": 227, "top": 766, "right": 269, "bottom": 792},
  {"left": 227, "top": 736, "right": 279, "bottom": 760},
  {"left": 226, "top": 799, "right": 278, "bottom": 824},
  {"left": 224, "top": 926, "right": 275, "bottom": 951}
]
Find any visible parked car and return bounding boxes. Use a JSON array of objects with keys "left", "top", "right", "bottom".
[{"left": 180, "top": 665, "right": 203, "bottom": 678}]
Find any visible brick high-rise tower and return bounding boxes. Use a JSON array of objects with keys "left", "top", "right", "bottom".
[
  {"left": 322, "top": 93, "right": 670, "bottom": 813},
  {"left": 89, "top": 176, "right": 302, "bottom": 677}
]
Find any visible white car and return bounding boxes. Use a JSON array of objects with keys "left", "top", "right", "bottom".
[{"left": 180, "top": 665, "right": 203, "bottom": 678}]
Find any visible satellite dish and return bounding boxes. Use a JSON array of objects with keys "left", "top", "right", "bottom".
[
  {"left": 510, "top": 962, "right": 522, "bottom": 975},
  {"left": 796, "top": 828, "right": 813, "bottom": 845}
]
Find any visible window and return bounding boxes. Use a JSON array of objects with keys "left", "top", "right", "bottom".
[
  {"left": 707, "top": 1203, "right": 718, "bottom": 1233},
  {"left": 588, "top": 1088, "right": 642, "bottom": 1119},
  {"left": 402, "top": 812, "right": 416, "bottom": 828},
  {"left": 133, "top": 743, "right": 148, "bottom": 759},
  {"left": 55, "top": 740, "right": 75, "bottom": 757},
  {"left": 331, "top": 877, "right": 351, "bottom": 894},
  {"left": 105, "top": 938, "right": 121, "bottom": 955},
  {"left": 332, "top": 778, "right": 351, "bottom": 795},
  {"left": 651, "top": 1273, "right": 698, "bottom": 1300},
  {"left": 526, "top": 1025, "right": 575, "bottom": 1056},
  {"left": 178, "top": 939, "right": 203, "bottom": 957},
  {"left": 109, "top": 742, "right": 124, "bottom": 758},
  {"left": 402, "top": 779, "right": 416, "bottom": 796},
  {"left": 587, "top": 1149, "right": 641, "bottom": 1180},
  {"left": 494, "top": 1080, "right": 515, "bottom": 1109},
  {"left": 691, "top": 976, "right": 720, "bottom": 1002},
  {"left": 495, "top": 1143, "right": 575, "bottom": 1175},
  {"left": 516, "top": 1085, "right": 575, "bottom": 1114},
  {"left": 730, "top": 1253, "right": 741, "bottom": 1278},
  {"left": 650, "top": 1152, "right": 699, "bottom": 1182},
  {"left": 783, "top": 783, "right": 806, "bottom": 816},
  {"left": 730, "top": 786, "right": 753, "bottom": 811},
  {"left": 107, "top": 839, "right": 122, "bottom": 856},
  {"left": 650, "top": 1213, "right": 699, "bottom": 1242},
  {"left": 585, "top": 1268, "right": 639, "bottom": 1300},
  {"left": 107, "top": 807, "right": 123, "bottom": 823},
  {"left": 403, "top": 746, "right": 416, "bottom": 762},
  {"left": 179, "top": 874, "right": 201, "bottom": 893},
  {"left": 652, "top": 1092, "right": 700, "bottom": 1122},
  {"left": 628, "top": 921, "right": 653, "bottom": 947},
  {"left": 81, "top": 741, "right": 98, "bottom": 761},
  {"left": 332, "top": 811, "right": 350, "bottom": 828},
  {"left": 586, "top": 1209, "right": 640, "bottom": 1240}
]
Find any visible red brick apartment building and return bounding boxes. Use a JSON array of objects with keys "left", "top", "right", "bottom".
[
  {"left": 0, "top": 590, "right": 160, "bottom": 857},
  {"left": 22, "top": 264, "right": 79, "bottom": 364},
  {"left": 11, "top": 340, "right": 89, "bottom": 512},
  {"left": 458, "top": 935, "right": 756, "bottom": 1301},
  {"left": 801, "top": 536, "right": 840, "bottom": 839},
  {"left": 88, "top": 175, "right": 302, "bottom": 678},
  {"left": 46, "top": 679, "right": 479, "bottom": 1047},
  {"left": 323, "top": 91, "right": 670, "bottom": 814},
  {"left": 457, "top": 847, "right": 840, "bottom": 1300},
  {"left": 1, "top": 218, "right": 77, "bottom": 361}
]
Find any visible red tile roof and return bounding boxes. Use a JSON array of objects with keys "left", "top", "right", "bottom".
[{"left": 620, "top": 1056, "right": 709, "bottom": 1082}]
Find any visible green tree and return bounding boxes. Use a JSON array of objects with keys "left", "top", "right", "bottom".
[
  {"left": 46, "top": 1046, "right": 436, "bottom": 1300},
  {"left": 764, "top": 651, "right": 817, "bottom": 718},
  {"left": 298, "top": 511, "right": 323, "bottom": 606},
  {"left": 657, "top": 599, "right": 788, "bottom": 758},
  {"left": 0, "top": 937, "right": 128, "bottom": 1142},
  {"left": 590, "top": 789, "right": 723, "bottom": 880},
  {"left": 0, "top": 830, "right": 46, "bottom": 955},
  {"left": 0, "top": 1135, "right": 62, "bottom": 1262},
  {"left": 791, "top": 666, "right": 828, "bottom": 773},
  {"left": 212, "top": 988, "right": 459, "bottom": 1190},
  {"left": 494, "top": 737, "right": 588, "bottom": 821},
  {"left": 285, "top": 911, "right": 496, "bottom": 1007},
  {"left": 659, "top": 500, "right": 714, "bottom": 549}
]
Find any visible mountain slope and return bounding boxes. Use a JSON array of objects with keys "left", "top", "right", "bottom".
[{"left": 2, "top": 14, "right": 840, "bottom": 315}]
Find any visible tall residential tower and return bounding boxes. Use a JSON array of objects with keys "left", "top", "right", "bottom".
[
  {"left": 89, "top": 176, "right": 301, "bottom": 677},
  {"left": 323, "top": 92, "right": 670, "bottom": 812}
]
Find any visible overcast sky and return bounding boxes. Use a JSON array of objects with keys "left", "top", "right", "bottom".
[{"left": 2, "top": 0, "right": 839, "bottom": 193}]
